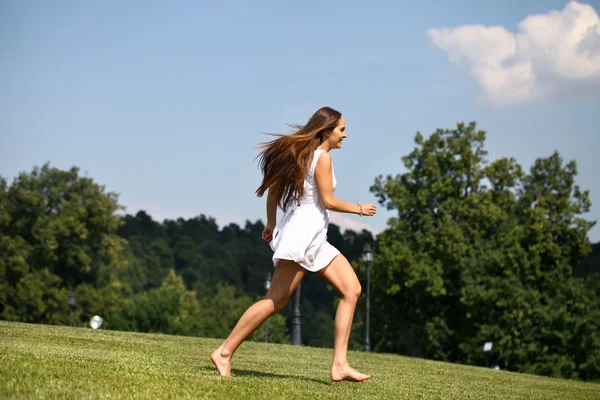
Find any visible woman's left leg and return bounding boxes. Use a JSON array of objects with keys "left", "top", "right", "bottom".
[{"left": 316, "top": 253, "right": 371, "bottom": 382}]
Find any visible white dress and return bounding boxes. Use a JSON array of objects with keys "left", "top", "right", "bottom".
[{"left": 270, "top": 149, "right": 340, "bottom": 272}]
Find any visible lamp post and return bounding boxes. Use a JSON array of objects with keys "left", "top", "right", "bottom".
[
  {"left": 264, "top": 272, "right": 272, "bottom": 343},
  {"left": 291, "top": 282, "right": 302, "bottom": 345},
  {"left": 483, "top": 342, "right": 493, "bottom": 368},
  {"left": 68, "top": 291, "right": 75, "bottom": 327},
  {"left": 362, "top": 246, "right": 373, "bottom": 352}
]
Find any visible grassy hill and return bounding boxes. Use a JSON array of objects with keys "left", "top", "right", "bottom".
[{"left": 1, "top": 321, "right": 599, "bottom": 399}]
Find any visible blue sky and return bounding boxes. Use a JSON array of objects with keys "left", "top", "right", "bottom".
[{"left": 1, "top": 0, "right": 599, "bottom": 242}]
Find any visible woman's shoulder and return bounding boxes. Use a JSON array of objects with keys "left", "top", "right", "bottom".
[
  {"left": 313, "top": 150, "right": 332, "bottom": 172},
  {"left": 314, "top": 149, "right": 331, "bottom": 162}
]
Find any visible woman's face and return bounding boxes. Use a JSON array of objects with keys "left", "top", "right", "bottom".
[{"left": 326, "top": 116, "right": 347, "bottom": 150}]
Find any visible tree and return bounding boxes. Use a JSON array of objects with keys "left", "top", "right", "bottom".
[
  {"left": 574, "top": 242, "right": 600, "bottom": 279},
  {"left": 118, "top": 211, "right": 174, "bottom": 290},
  {"left": 106, "top": 270, "right": 202, "bottom": 335},
  {"left": 1, "top": 164, "right": 129, "bottom": 325},
  {"left": 370, "top": 122, "right": 600, "bottom": 380}
]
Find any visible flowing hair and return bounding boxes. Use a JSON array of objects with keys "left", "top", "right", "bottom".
[{"left": 255, "top": 106, "right": 342, "bottom": 212}]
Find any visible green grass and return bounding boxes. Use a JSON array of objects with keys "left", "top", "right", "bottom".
[{"left": 1, "top": 321, "right": 599, "bottom": 399}]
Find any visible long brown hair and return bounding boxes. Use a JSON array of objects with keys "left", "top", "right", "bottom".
[{"left": 255, "top": 106, "right": 342, "bottom": 211}]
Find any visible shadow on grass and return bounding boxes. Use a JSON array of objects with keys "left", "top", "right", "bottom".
[{"left": 200, "top": 366, "right": 331, "bottom": 385}]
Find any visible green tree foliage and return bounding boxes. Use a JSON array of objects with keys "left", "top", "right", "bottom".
[
  {"left": 0, "top": 164, "right": 128, "bottom": 325},
  {"left": 574, "top": 242, "right": 600, "bottom": 279},
  {"left": 200, "top": 283, "right": 290, "bottom": 344},
  {"left": 250, "top": 313, "right": 290, "bottom": 344},
  {"left": 370, "top": 122, "right": 600, "bottom": 380},
  {"left": 106, "top": 270, "right": 202, "bottom": 335},
  {"left": 118, "top": 211, "right": 174, "bottom": 290},
  {"left": 106, "top": 271, "right": 291, "bottom": 342}
]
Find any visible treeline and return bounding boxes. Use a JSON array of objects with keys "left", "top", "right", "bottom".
[
  {"left": 1, "top": 121, "right": 599, "bottom": 381},
  {"left": 0, "top": 165, "right": 374, "bottom": 348}
]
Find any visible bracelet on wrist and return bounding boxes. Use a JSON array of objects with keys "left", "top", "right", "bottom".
[{"left": 357, "top": 202, "right": 363, "bottom": 217}]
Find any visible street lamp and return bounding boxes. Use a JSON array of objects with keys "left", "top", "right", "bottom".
[
  {"left": 68, "top": 291, "right": 75, "bottom": 327},
  {"left": 483, "top": 341, "right": 493, "bottom": 368},
  {"left": 362, "top": 246, "right": 373, "bottom": 352},
  {"left": 264, "top": 272, "right": 272, "bottom": 343},
  {"left": 291, "top": 282, "right": 302, "bottom": 346}
]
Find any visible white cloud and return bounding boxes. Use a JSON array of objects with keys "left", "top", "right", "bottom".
[
  {"left": 329, "top": 212, "right": 379, "bottom": 235},
  {"left": 427, "top": 1, "right": 600, "bottom": 106}
]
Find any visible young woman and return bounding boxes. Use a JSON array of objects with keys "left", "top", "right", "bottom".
[{"left": 211, "top": 106, "right": 377, "bottom": 382}]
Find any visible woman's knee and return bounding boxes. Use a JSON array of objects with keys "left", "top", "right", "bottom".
[
  {"left": 265, "top": 293, "right": 289, "bottom": 313},
  {"left": 345, "top": 281, "right": 362, "bottom": 301}
]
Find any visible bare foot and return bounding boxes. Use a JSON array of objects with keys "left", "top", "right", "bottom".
[
  {"left": 331, "top": 363, "right": 371, "bottom": 382},
  {"left": 211, "top": 347, "right": 232, "bottom": 377}
]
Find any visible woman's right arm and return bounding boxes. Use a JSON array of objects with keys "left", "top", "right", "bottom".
[{"left": 314, "top": 151, "right": 376, "bottom": 216}]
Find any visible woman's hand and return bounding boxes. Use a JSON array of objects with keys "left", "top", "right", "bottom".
[
  {"left": 262, "top": 224, "right": 275, "bottom": 242},
  {"left": 360, "top": 203, "right": 377, "bottom": 216}
]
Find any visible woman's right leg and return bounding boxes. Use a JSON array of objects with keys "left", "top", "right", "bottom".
[{"left": 211, "top": 259, "right": 305, "bottom": 376}]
